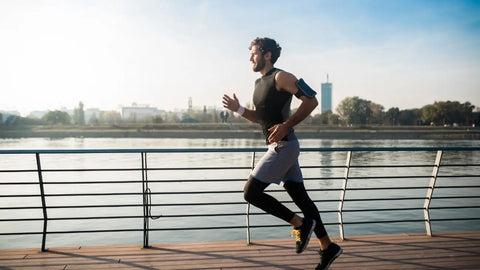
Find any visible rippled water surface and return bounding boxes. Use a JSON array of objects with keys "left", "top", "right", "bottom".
[{"left": 1, "top": 138, "right": 479, "bottom": 248}]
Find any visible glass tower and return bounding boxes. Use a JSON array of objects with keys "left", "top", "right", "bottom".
[{"left": 321, "top": 75, "right": 332, "bottom": 113}]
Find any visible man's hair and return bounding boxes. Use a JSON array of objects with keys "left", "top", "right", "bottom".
[{"left": 249, "top": 37, "right": 282, "bottom": 64}]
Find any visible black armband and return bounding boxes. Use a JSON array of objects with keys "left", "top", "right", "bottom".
[{"left": 295, "top": 78, "right": 317, "bottom": 98}]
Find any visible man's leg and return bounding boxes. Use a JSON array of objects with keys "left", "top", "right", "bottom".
[
  {"left": 283, "top": 180, "right": 330, "bottom": 247},
  {"left": 244, "top": 175, "right": 296, "bottom": 223},
  {"left": 244, "top": 176, "right": 315, "bottom": 253},
  {"left": 283, "top": 180, "right": 342, "bottom": 269}
]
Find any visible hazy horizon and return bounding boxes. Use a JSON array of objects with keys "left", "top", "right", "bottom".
[{"left": 1, "top": 0, "right": 479, "bottom": 117}]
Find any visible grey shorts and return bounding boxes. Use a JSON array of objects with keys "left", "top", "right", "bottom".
[{"left": 251, "top": 140, "right": 303, "bottom": 184}]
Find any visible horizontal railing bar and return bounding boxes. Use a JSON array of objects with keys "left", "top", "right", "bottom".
[
  {"left": 3, "top": 205, "right": 479, "bottom": 217},
  {"left": 0, "top": 222, "right": 338, "bottom": 235},
  {"left": 344, "top": 195, "right": 480, "bottom": 201},
  {"left": 430, "top": 217, "right": 480, "bottom": 222},
  {"left": 0, "top": 204, "right": 143, "bottom": 210},
  {"left": 2, "top": 146, "right": 480, "bottom": 155},
  {"left": 0, "top": 166, "right": 250, "bottom": 173},
  {"left": 434, "top": 185, "right": 480, "bottom": 189},
  {"left": 346, "top": 165, "right": 434, "bottom": 169},
  {"left": 5, "top": 199, "right": 478, "bottom": 211},
  {"left": 0, "top": 165, "right": 450, "bottom": 174},
  {"left": 2, "top": 177, "right": 478, "bottom": 187},
  {"left": 341, "top": 217, "right": 480, "bottom": 225},
  {"left": 437, "top": 175, "right": 480, "bottom": 178},
  {"left": 0, "top": 205, "right": 480, "bottom": 222},
  {"left": 0, "top": 179, "right": 248, "bottom": 185},
  {"left": 4, "top": 215, "right": 480, "bottom": 237},
  {"left": 437, "top": 164, "right": 480, "bottom": 167},
  {"left": 345, "top": 176, "right": 431, "bottom": 180},
  {"left": 4, "top": 216, "right": 480, "bottom": 236},
  {"left": 5, "top": 164, "right": 477, "bottom": 174},
  {"left": 430, "top": 206, "right": 480, "bottom": 210},
  {"left": 431, "top": 195, "right": 480, "bottom": 199},
  {"left": 3, "top": 193, "right": 478, "bottom": 201},
  {"left": 0, "top": 216, "right": 145, "bottom": 222},
  {"left": 3, "top": 166, "right": 479, "bottom": 175},
  {"left": 0, "top": 188, "right": 427, "bottom": 198}
]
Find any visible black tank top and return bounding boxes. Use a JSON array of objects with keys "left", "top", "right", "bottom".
[{"left": 253, "top": 68, "right": 297, "bottom": 143}]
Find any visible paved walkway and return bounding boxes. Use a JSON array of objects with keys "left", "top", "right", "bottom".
[{"left": 1, "top": 231, "right": 479, "bottom": 269}]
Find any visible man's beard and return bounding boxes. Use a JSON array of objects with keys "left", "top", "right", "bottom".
[{"left": 252, "top": 57, "right": 266, "bottom": 72}]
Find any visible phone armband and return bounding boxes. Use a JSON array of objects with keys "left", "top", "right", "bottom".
[{"left": 295, "top": 78, "right": 317, "bottom": 98}]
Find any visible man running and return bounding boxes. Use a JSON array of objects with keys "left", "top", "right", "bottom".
[{"left": 222, "top": 37, "right": 342, "bottom": 270}]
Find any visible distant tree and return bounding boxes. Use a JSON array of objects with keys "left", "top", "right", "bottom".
[
  {"left": 163, "top": 112, "right": 181, "bottom": 123},
  {"left": 398, "top": 109, "right": 422, "bottom": 125},
  {"left": 369, "top": 102, "right": 385, "bottom": 125},
  {"left": 311, "top": 110, "right": 331, "bottom": 125},
  {"left": 336, "top": 96, "right": 372, "bottom": 125},
  {"left": 328, "top": 113, "right": 340, "bottom": 125},
  {"left": 190, "top": 107, "right": 212, "bottom": 123},
  {"left": 73, "top": 102, "right": 85, "bottom": 125},
  {"left": 421, "top": 101, "right": 474, "bottom": 125},
  {"left": 42, "top": 110, "right": 72, "bottom": 125},
  {"left": 421, "top": 104, "right": 438, "bottom": 125},
  {"left": 385, "top": 107, "right": 400, "bottom": 125},
  {"left": 151, "top": 115, "right": 163, "bottom": 123},
  {"left": 311, "top": 110, "right": 340, "bottom": 125},
  {"left": 0, "top": 113, "right": 2, "bottom": 126}
]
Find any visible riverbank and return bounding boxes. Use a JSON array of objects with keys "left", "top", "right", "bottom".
[{"left": 1, "top": 123, "right": 479, "bottom": 140}]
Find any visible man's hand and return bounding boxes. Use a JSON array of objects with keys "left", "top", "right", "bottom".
[
  {"left": 267, "top": 123, "right": 289, "bottom": 143},
  {"left": 222, "top": 93, "right": 240, "bottom": 112}
]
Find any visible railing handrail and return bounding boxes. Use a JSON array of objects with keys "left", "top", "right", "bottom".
[{"left": 1, "top": 146, "right": 480, "bottom": 154}]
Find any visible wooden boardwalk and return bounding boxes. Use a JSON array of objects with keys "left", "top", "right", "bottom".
[{"left": 1, "top": 231, "right": 479, "bottom": 270}]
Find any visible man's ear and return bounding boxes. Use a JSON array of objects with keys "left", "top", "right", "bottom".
[{"left": 264, "top": 51, "right": 272, "bottom": 62}]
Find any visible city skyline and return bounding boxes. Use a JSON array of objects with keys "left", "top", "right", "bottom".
[{"left": 1, "top": 0, "right": 479, "bottom": 117}]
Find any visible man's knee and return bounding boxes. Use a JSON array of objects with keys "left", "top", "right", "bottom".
[
  {"left": 243, "top": 176, "right": 267, "bottom": 203},
  {"left": 243, "top": 176, "right": 256, "bottom": 203}
]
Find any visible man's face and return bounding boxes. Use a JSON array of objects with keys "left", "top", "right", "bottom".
[{"left": 250, "top": 45, "right": 265, "bottom": 72}]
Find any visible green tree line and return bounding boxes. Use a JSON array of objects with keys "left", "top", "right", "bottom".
[
  {"left": 327, "top": 97, "right": 476, "bottom": 126},
  {"left": 3, "top": 98, "right": 477, "bottom": 127}
]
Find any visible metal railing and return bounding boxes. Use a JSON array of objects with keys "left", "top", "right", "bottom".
[{"left": 1, "top": 146, "right": 479, "bottom": 251}]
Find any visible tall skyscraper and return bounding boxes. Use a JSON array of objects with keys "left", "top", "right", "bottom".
[{"left": 321, "top": 74, "right": 332, "bottom": 113}]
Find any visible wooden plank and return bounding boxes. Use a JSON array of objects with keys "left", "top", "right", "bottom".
[{"left": 0, "top": 231, "right": 478, "bottom": 270}]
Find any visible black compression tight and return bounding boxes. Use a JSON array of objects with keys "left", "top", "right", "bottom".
[{"left": 243, "top": 176, "right": 327, "bottom": 238}]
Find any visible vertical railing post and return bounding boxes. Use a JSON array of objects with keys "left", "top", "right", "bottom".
[
  {"left": 35, "top": 153, "right": 48, "bottom": 252},
  {"left": 141, "top": 152, "right": 150, "bottom": 248},
  {"left": 338, "top": 151, "right": 352, "bottom": 240},
  {"left": 245, "top": 151, "right": 256, "bottom": 245},
  {"left": 424, "top": 150, "right": 443, "bottom": 237}
]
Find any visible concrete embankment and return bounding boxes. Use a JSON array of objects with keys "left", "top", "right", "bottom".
[{"left": 1, "top": 124, "right": 479, "bottom": 140}]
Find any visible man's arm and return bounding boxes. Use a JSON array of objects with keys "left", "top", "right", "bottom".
[
  {"left": 222, "top": 93, "right": 258, "bottom": 123},
  {"left": 267, "top": 71, "right": 318, "bottom": 143},
  {"left": 284, "top": 95, "right": 318, "bottom": 129}
]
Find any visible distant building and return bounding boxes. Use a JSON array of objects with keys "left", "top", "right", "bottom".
[
  {"left": 0, "top": 110, "right": 20, "bottom": 125},
  {"left": 321, "top": 74, "right": 332, "bottom": 113},
  {"left": 84, "top": 108, "right": 102, "bottom": 123},
  {"left": 121, "top": 103, "right": 162, "bottom": 120},
  {"left": 0, "top": 110, "right": 20, "bottom": 117}
]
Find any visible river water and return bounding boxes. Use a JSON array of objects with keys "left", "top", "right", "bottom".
[{"left": 1, "top": 138, "right": 479, "bottom": 249}]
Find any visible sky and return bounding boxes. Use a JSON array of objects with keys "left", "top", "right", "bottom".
[{"left": 1, "top": 0, "right": 479, "bottom": 116}]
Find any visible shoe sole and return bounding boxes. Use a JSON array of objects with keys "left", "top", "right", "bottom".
[
  {"left": 296, "top": 219, "right": 316, "bottom": 254},
  {"left": 322, "top": 247, "right": 342, "bottom": 270}
]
